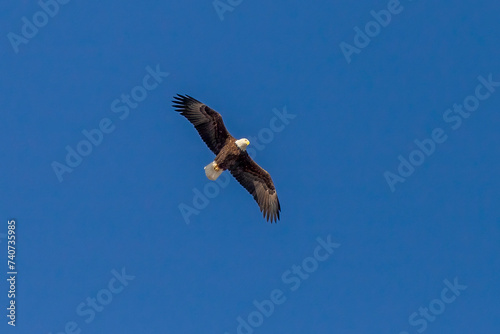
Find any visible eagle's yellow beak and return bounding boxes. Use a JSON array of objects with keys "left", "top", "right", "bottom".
[{"left": 246, "top": 139, "right": 250, "bottom": 146}]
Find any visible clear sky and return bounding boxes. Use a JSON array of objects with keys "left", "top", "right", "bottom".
[{"left": 1, "top": 0, "right": 499, "bottom": 333}]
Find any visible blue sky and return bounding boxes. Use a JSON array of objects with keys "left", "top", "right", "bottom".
[{"left": 1, "top": 0, "right": 499, "bottom": 333}]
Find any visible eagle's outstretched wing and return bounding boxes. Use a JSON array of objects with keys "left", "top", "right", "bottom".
[
  {"left": 172, "top": 94, "right": 232, "bottom": 154},
  {"left": 229, "top": 153, "right": 281, "bottom": 223}
]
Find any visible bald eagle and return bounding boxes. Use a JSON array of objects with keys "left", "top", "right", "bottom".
[{"left": 173, "top": 94, "right": 281, "bottom": 223}]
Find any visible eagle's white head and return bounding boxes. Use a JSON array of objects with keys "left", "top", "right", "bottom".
[{"left": 235, "top": 138, "right": 250, "bottom": 151}]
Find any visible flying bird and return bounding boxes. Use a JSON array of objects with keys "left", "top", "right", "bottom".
[{"left": 173, "top": 94, "right": 281, "bottom": 223}]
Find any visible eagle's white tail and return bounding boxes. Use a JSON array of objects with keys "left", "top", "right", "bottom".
[{"left": 204, "top": 161, "right": 223, "bottom": 181}]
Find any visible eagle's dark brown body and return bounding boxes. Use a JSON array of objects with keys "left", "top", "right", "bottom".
[{"left": 215, "top": 138, "right": 240, "bottom": 170}]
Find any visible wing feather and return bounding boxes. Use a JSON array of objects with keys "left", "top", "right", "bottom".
[
  {"left": 172, "top": 94, "right": 232, "bottom": 154},
  {"left": 229, "top": 153, "right": 281, "bottom": 223}
]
